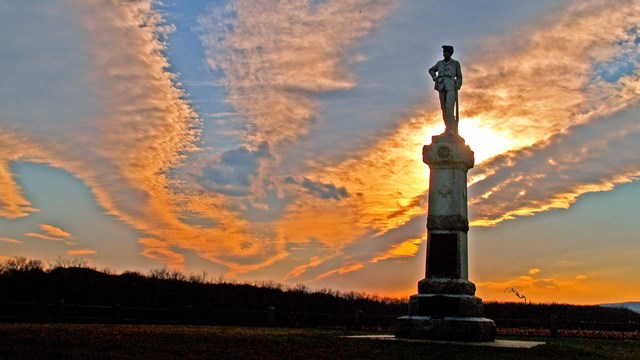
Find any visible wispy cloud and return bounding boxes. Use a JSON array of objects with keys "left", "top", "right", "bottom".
[
  {"left": 283, "top": 176, "right": 349, "bottom": 201},
  {"left": 283, "top": 256, "right": 326, "bottom": 282},
  {"left": 0, "top": 130, "right": 52, "bottom": 219},
  {"left": 138, "top": 237, "right": 185, "bottom": 271},
  {"left": 0, "top": 237, "right": 22, "bottom": 244},
  {"left": 282, "top": 217, "right": 425, "bottom": 283},
  {"left": 67, "top": 249, "right": 96, "bottom": 256},
  {"left": 24, "top": 233, "right": 63, "bottom": 242},
  {"left": 316, "top": 262, "right": 364, "bottom": 280},
  {"left": 370, "top": 237, "right": 423, "bottom": 263},
  {"left": 23, "top": 224, "right": 74, "bottom": 243},
  {"left": 39, "top": 224, "right": 72, "bottom": 239},
  {"left": 0, "top": 159, "right": 37, "bottom": 219}
]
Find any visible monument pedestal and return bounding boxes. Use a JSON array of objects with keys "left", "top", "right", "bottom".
[{"left": 396, "top": 133, "right": 495, "bottom": 342}]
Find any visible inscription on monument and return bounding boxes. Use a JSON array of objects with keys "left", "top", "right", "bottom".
[{"left": 426, "top": 233, "right": 459, "bottom": 278}]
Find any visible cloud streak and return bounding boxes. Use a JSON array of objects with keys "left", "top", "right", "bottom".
[
  {"left": 67, "top": 249, "right": 96, "bottom": 256},
  {"left": 24, "top": 233, "right": 64, "bottom": 242},
  {"left": 23, "top": 224, "right": 75, "bottom": 242},
  {"left": 0, "top": 159, "right": 36, "bottom": 219},
  {"left": 0, "top": 237, "right": 22, "bottom": 244},
  {"left": 39, "top": 224, "right": 72, "bottom": 239}
]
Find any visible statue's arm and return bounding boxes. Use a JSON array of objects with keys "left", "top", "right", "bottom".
[
  {"left": 455, "top": 61, "right": 463, "bottom": 90},
  {"left": 428, "top": 63, "right": 438, "bottom": 82}
]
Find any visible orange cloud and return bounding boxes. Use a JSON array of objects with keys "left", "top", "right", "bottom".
[
  {"left": 0, "top": 130, "right": 59, "bottom": 219},
  {"left": 24, "top": 233, "right": 63, "bottom": 242},
  {"left": 283, "top": 256, "right": 326, "bottom": 282},
  {"left": 275, "top": 196, "right": 363, "bottom": 248},
  {"left": 39, "top": 224, "right": 72, "bottom": 239},
  {"left": 0, "top": 159, "right": 37, "bottom": 219},
  {"left": 528, "top": 268, "right": 541, "bottom": 275},
  {"left": 67, "top": 249, "right": 96, "bottom": 256},
  {"left": 370, "top": 238, "right": 424, "bottom": 263},
  {"left": 23, "top": 224, "right": 75, "bottom": 243},
  {"left": 138, "top": 238, "right": 185, "bottom": 271},
  {"left": 316, "top": 262, "right": 364, "bottom": 280},
  {"left": 0, "top": 237, "right": 22, "bottom": 244}
]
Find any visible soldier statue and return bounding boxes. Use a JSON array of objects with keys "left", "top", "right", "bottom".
[{"left": 428, "top": 45, "right": 463, "bottom": 135}]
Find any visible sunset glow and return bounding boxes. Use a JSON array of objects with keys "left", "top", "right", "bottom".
[{"left": 459, "top": 117, "right": 519, "bottom": 163}]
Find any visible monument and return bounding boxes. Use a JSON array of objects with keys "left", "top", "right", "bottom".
[{"left": 395, "top": 45, "right": 496, "bottom": 342}]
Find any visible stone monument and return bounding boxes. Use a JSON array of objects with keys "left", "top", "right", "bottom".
[{"left": 395, "top": 46, "right": 496, "bottom": 342}]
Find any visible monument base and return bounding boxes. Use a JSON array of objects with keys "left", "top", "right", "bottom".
[
  {"left": 395, "top": 316, "right": 496, "bottom": 342},
  {"left": 395, "top": 278, "right": 496, "bottom": 342}
]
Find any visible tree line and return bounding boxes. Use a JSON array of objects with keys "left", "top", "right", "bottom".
[{"left": 1, "top": 256, "right": 639, "bottom": 331}]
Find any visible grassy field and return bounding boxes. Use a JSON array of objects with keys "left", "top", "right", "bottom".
[{"left": 0, "top": 324, "right": 639, "bottom": 359}]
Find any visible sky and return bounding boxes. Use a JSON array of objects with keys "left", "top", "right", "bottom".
[{"left": 1, "top": 0, "right": 639, "bottom": 305}]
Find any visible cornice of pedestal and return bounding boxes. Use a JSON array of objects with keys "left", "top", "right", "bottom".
[{"left": 422, "top": 133, "right": 474, "bottom": 170}]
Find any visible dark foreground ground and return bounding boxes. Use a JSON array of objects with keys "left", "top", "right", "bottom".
[{"left": 0, "top": 324, "right": 639, "bottom": 360}]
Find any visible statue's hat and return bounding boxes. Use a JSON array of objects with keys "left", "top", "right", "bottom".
[{"left": 442, "top": 45, "right": 454, "bottom": 53}]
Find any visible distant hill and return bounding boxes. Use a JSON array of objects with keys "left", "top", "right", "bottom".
[{"left": 601, "top": 302, "right": 640, "bottom": 314}]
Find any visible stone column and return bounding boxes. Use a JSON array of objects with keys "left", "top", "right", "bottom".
[{"left": 396, "top": 133, "right": 495, "bottom": 342}]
